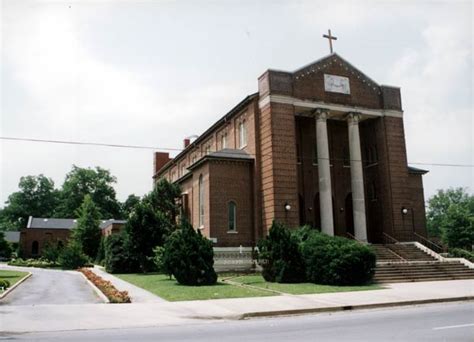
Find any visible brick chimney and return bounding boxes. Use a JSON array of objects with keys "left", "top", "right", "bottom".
[
  {"left": 153, "top": 152, "right": 171, "bottom": 176},
  {"left": 183, "top": 138, "right": 191, "bottom": 148}
]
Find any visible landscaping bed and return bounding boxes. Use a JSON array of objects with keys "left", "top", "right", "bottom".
[
  {"left": 0, "top": 269, "right": 30, "bottom": 293},
  {"left": 115, "top": 273, "right": 274, "bottom": 301},
  {"left": 79, "top": 268, "right": 131, "bottom": 303}
]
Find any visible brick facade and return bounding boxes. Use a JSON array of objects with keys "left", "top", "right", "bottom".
[{"left": 154, "top": 53, "right": 428, "bottom": 246}]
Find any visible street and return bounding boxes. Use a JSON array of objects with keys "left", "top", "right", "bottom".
[
  {"left": 0, "top": 266, "right": 102, "bottom": 305},
  {"left": 3, "top": 301, "right": 473, "bottom": 341}
]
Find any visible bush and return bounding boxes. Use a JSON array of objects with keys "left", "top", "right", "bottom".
[
  {"left": 42, "top": 241, "right": 64, "bottom": 262},
  {"left": 152, "top": 246, "right": 166, "bottom": 273},
  {"left": 95, "top": 236, "right": 106, "bottom": 265},
  {"left": 0, "top": 232, "right": 12, "bottom": 259},
  {"left": 8, "top": 258, "right": 58, "bottom": 268},
  {"left": 162, "top": 220, "right": 217, "bottom": 285},
  {"left": 104, "top": 233, "right": 137, "bottom": 273},
  {"left": 257, "top": 221, "right": 306, "bottom": 283},
  {"left": 298, "top": 228, "right": 376, "bottom": 286},
  {"left": 58, "top": 242, "right": 89, "bottom": 270},
  {"left": 0, "top": 279, "right": 11, "bottom": 289},
  {"left": 449, "top": 248, "right": 474, "bottom": 262}
]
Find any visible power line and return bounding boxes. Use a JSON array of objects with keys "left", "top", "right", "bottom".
[{"left": 1, "top": 136, "right": 473, "bottom": 168}]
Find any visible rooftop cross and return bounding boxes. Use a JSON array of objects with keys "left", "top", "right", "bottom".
[{"left": 323, "top": 29, "right": 337, "bottom": 54}]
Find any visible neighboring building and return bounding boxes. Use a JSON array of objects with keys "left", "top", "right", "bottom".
[
  {"left": 153, "top": 53, "right": 428, "bottom": 247},
  {"left": 20, "top": 216, "right": 126, "bottom": 258}
]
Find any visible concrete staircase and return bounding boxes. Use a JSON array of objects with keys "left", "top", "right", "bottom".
[{"left": 372, "top": 243, "right": 474, "bottom": 283}]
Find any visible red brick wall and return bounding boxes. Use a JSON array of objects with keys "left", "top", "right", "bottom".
[{"left": 20, "top": 228, "right": 71, "bottom": 258}]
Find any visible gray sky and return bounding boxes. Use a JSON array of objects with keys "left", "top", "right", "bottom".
[{"left": 1, "top": 0, "right": 472, "bottom": 206}]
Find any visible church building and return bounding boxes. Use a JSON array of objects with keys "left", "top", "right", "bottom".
[{"left": 153, "top": 52, "right": 428, "bottom": 248}]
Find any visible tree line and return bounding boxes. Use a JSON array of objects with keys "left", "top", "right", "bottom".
[{"left": 0, "top": 165, "right": 140, "bottom": 231}]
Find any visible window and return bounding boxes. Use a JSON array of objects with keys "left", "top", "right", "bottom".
[
  {"left": 239, "top": 120, "right": 247, "bottom": 148},
  {"left": 343, "top": 147, "right": 350, "bottom": 166},
  {"left": 181, "top": 163, "right": 187, "bottom": 176},
  {"left": 199, "top": 175, "right": 204, "bottom": 227},
  {"left": 205, "top": 144, "right": 211, "bottom": 155},
  {"left": 221, "top": 133, "right": 227, "bottom": 149},
  {"left": 228, "top": 201, "right": 236, "bottom": 231}
]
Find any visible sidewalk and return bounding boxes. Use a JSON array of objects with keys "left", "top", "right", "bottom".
[{"left": 1, "top": 278, "right": 472, "bottom": 333}]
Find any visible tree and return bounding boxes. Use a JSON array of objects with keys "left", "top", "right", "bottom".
[
  {"left": 147, "top": 179, "right": 181, "bottom": 223},
  {"left": 121, "top": 194, "right": 141, "bottom": 219},
  {"left": 426, "top": 188, "right": 472, "bottom": 238},
  {"left": 58, "top": 241, "right": 89, "bottom": 270},
  {"left": 0, "top": 175, "right": 59, "bottom": 230},
  {"left": 73, "top": 195, "right": 102, "bottom": 259},
  {"left": 0, "top": 232, "right": 12, "bottom": 258},
  {"left": 162, "top": 220, "right": 217, "bottom": 285},
  {"left": 257, "top": 221, "right": 306, "bottom": 283},
  {"left": 104, "top": 233, "right": 137, "bottom": 273},
  {"left": 54, "top": 166, "right": 121, "bottom": 220},
  {"left": 125, "top": 199, "right": 173, "bottom": 272},
  {"left": 442, "top": 203, "right": 474, "bottom": 250}
]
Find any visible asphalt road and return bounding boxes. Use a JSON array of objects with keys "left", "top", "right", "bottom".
[
  {"left": 3, "top": 301, "right": 473, "bottom": 341},
  {"left": 0, "top": 267, "right": 102, "bottom": 305}
]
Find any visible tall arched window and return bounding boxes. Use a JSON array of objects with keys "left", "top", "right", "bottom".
[
  {"left": 31, "top": 241, "right": 39, "bottom": 256},
  {"left": 199, "top": 175, "right": 204, "bottom": 227},
  {"left": 239, "top": 120, "right": 247, "bottom": 148},
  {"left": 228, "top": 201, "right": 236, "bottom": 231}
]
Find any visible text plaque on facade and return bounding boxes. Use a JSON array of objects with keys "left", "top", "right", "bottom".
[{"left": 324, "top": 74, "right": 350, "bottom": 95}]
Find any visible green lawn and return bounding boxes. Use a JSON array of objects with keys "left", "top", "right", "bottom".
[
  {"left": 230, "top": 274, "right": 382, "bottom": 295},
  {"left": 115, "top": 273, "right": 275, "bottom": 301},
  {"left": 0, "top": 270, "right": 29, "bottom": 293}
]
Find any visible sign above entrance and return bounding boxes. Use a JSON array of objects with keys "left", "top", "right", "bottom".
[{"left": 324, "top": 74, "right": 350, "bottom": 95}]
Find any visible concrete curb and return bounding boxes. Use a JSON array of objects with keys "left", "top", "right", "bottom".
[
  {"left": 0, "top": 272, "right": 32, "bottom": 300},
  {"left": 239, "top": 296, "right": 474, "bottom": 319},
  {"left": 78, "top": 271, "right": 110, "bottom": 304}
]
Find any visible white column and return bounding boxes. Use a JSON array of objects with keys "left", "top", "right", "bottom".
[
  {"left": 315, "top": 109, "right": 334, "bottom": 236},
  {"left": 347, "top": 113, "right": 368, "bottom": 242}
]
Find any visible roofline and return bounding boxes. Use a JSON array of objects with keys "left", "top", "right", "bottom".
[
  {"left": 408, "top": 165, "right": 429, "bottom": 175},
  {"left": 187, "top": 153, "right": 254, "bottom": 172},
  {"left": 154, "top": 92, "right": 259, "bottom": 178}
]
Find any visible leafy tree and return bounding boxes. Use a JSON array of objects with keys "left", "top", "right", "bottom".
[
  {"left": 42, "top": 241, "right": 64, "bottom": 262},
  {"left": 426, "top": 188, "right": 472, "bottom": 237},
  {"left": 104, "top": 233, "right": 137, "bottom": 273},
  {"left": 58, "top": 241, "right": 89, "bottom": 269},
  {"left": 54, "top": 166, "right": 121, "bottom": 220},
  {"left": 73, "top": 195, "right": 102, "bottom": 259},
  {"left": 0, "top": 232, "right": 12, "bottom": 258},
  {"left": 162, "top": 220, "right": 217, "bottom": 285},
  {"left": 147, "top": 179, "right": 181, "bottom": 223},
  {"left": 0, "top": 175, "right": 59, "bottom": 230},
  {"left": 442, "top": 202, "right": 474, "bottom": 250},
  {"left": 121, "top": 194, "right": 141, "bottom": 219},
  {"left": 125, "top": 199, "right": 173, "bottom": 272},
  {"left": 257, "top": 221, "right": 306, "bottom": 283}
]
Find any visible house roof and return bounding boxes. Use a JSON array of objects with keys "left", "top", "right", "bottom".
[
  {"left": 27, "top": 217, "right": 77, "bottom": 230},
  {"left": 26, "top": 216, "right": 126, "bottom": 230},
  {"left": 187, "top": 149, "right": 254, "bottom": 171},
  {"left": 154, "top": 93, "right": 259, "bottom": 178},
  {"left": 408, "top": 165, "right": 429, "bottom": 175}
]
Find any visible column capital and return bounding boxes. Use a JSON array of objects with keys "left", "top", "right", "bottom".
[
  {"left": 313, "top": 108, "right": 330, "bottom": 121},
  {"left": 346, "top": 112, "right": 362, "bottom": 124}
]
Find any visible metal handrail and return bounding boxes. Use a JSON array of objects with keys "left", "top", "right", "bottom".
[
  {"left": 412, "top": 232, "right": 445, "bottom": 253},
  {"left": 346, "top": 232, "right": 363, "bottom": 243},
  {"left": 382, "top": 232, "right": 399, "bottom": 244}
]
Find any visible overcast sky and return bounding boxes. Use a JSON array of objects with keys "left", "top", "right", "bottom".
[{"left": 0, "top": 0, "right": 472, "bottom": 206}]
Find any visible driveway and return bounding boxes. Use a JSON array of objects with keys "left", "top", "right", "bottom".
[{"left": 0, "top": 265, "right": 102, "bottom": 305}]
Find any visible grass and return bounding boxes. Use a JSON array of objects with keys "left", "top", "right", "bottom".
[
  {"left": 115, "top": 273, "right": 275, "bottom": 301},
  {"left": 229, "top": 274, "right": 382, "bottom": 295},
  {"left": 0, "top": 269, "right": 29, "bottom": 293}
]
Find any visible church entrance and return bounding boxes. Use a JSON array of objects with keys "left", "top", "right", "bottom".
[{"left": 345, "top": 193, "right": 354, "bottom": 237}]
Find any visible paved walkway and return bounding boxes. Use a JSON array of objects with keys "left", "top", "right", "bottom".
[
  {"left": 92, "top": 266, "right": 166, "bottom": 303},
  {"left": 1, "top": 278, "right": 472, "bottom": 333},
  {"left": 0, "top": 264, "right": 102, "bottom": 305}
]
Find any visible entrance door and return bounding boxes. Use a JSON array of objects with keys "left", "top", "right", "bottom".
[{"left": 345, "top": 193, "right": 354, "bottom": 236}]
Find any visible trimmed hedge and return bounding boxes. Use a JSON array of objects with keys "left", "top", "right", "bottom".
[
  {"left": 258, "top": 224, "right": 376, "bottom": 286},
  {"left": 162, "top": 220, "right": 217, "bottom": 286},
  {"left": 0, "top": 279, "right": 11, "bottom": 289},
  {"left": 258, "top": 221, "right": 306, "bottom": 283}
]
